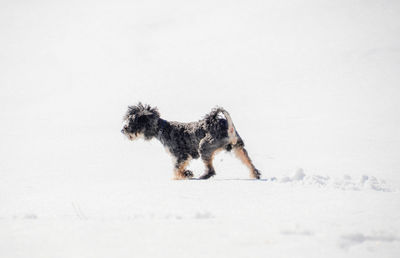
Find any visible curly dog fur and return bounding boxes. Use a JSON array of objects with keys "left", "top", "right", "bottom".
[{"left": 121, "top": 103, "right": 261, "bottom": 180}]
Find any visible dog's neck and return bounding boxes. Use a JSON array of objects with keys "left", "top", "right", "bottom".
[{"left": 154, "top": 118, "right": 169, "bottom": 144}]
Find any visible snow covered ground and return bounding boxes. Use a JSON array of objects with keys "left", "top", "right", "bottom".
[
  {"left": 1, "top": 0, "right": 400, "bottom": 257},
  {"left": 1, "top": 172, "right": 399, "bottom": 258}
]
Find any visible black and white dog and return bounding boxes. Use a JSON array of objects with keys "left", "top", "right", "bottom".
[{"left": 122, "top": 103, "right": 261, "bottom": 180}]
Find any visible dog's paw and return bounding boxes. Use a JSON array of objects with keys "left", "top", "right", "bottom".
[
  {"left": 183, "top": 170, "right": 194, "bottom": 178},
  {"left": 252, "top": 169, "right": 261, "bottom": 179},
  {"left": 199, "top": 171, "right": 216, "bottom": 180}
]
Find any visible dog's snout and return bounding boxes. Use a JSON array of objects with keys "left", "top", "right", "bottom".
[{"left": 121, "top": 124, "right": 128, "bottom": 134}]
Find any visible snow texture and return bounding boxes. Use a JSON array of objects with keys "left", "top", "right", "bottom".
[{"left": 278, "top": 169, "right": 395, "bottom": 192}]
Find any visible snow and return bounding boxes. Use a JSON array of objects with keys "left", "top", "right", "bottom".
[
  {"left": 1, "top": 0, "right": 400, "bottom": 257},
  {"left": 278, "top": 170, "right": 394, "bottom": 192},
  {"left": 1, "top": 175, "right": 399, "bottom": 258}
]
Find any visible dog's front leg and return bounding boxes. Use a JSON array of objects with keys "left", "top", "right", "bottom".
[{"left": 173, "top": 157, "right": 193, "bottom": 180}]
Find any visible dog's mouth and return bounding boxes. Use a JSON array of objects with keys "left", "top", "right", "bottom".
[
  {"left": 123, "top": 132, "right": 142, "bottom": 141},
  {"left": 121, "top": 128, "right": 133, "bottom": 140},
  {"left": 121, "top": 124, "right": 144, "bottom": 141},
  {"left": 124, "top": 133, "right": 135, "bottom": 141}
]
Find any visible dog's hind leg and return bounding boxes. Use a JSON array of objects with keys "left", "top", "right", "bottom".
[
  {"left": 234, "top": 147, "right": 261, "bottom": 179},
  {"left": 199, "top": 148, "right": 224, "bottom": 180},
  {"left": 199, "top": 156, "right": 216, "bottom": 180},
  {"left": 199, "top": 159, "right": 215, "bottom": 179},
  {"left": 198, "top": 136, "right": 218, "bottom": 179}
]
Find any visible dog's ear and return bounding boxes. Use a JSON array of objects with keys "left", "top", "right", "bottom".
[{"left": 143, "top": 106, "right": 160, "bottom": 118}]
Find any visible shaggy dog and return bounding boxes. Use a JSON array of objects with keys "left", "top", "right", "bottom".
[{"left": 121, "top": 103, "right": 261, "bottom": 180}]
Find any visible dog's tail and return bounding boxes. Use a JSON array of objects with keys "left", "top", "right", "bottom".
[{"left": 215, "top": 107, "right": 238, "bottom": 145}]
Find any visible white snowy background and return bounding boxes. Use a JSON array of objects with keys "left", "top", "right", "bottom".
[{"left": 1, "top": 0, "right": 400, "bottom": 257}]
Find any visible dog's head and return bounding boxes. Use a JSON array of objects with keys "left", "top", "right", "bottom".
[{"left": 121, "top": 103, "right": 160, "bottom": 141}]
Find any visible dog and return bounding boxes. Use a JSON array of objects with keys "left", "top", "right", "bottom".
[{"left": 121, "top": 103, "right": 261, "bottom": 180}]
